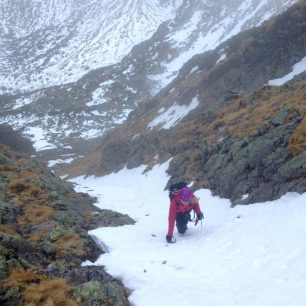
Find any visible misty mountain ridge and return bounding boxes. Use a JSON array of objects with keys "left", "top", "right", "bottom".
[
  {"left": 1, "top": 0, "right": 182, "bottom": 94},
  {"left": 0, "top": 0, "right": 297, "bottom": 169}
]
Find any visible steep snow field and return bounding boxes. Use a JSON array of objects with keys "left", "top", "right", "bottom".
[
  {"left": 71, "top": 162, "right": 306, "bottom": 306},
  {"left": 0, "top": 0, "right": 297, "bottom": 94}
]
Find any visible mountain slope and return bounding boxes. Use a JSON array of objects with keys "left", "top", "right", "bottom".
[
  {"left": 0, "top": 0, "right": 181, "bottom": 94},
  {"left": 64, "top": 0, "right": 306, "bottom": 204},
  {"left": 0, "top": 0, "right": 297, "bottom": 169}
]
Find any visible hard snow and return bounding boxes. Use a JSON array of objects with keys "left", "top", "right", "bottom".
[{"left": 71, "top": 162, "right": 306, "bottom": 306}]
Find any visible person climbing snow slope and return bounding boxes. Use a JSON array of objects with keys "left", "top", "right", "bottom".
[{"left": 166, "top": 186, "right": 204, "bottom": 243}]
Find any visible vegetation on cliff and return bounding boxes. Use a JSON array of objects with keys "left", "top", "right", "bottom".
[{"left": 0, "top": 142, "right": 133, "bottom": 305}]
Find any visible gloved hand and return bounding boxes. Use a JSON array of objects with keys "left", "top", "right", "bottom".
[
  {"left": 197, "top": 211, "right": 204, "bottom": 220},
  {"left": 166, "top": 235, "right": 176, "bottom": 243}
]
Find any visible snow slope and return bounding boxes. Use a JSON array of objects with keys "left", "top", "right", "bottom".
[{"left": 71, "top": 163, "right": 306, "bottom": 306}]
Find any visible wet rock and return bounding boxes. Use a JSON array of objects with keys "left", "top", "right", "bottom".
[{"left": 100, "top": 139, "right": 131, "bottom": 172}]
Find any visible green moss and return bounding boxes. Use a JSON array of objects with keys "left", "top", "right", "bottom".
[
  {"left": 3, "top": 287, "right": 20, "bottom": 300},
  {"left": 73, "top": 281, "right": 108, "bottom": 306},
  {"left": 0, "top": 153, "right": 11, "bottom": 165},
  {"left": 73, "top": 280, "right": 128, "bottom": 306},
  {"left": 54, "top": 211, "right": 81, "bottom": 227},
  {"left": 0, "top": 254, "right": 7, "bottom": 280},
  {"left": 49, "top": 227, "right": 66, "bottom": 242},
  {"left": 6, "top": 258, "right": 22, "bottom": 269},
  {"left": 49, "top": 191, "right": 59, "bottom": 200}
]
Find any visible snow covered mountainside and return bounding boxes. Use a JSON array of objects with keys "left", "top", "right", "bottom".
[
  {"left": 66, "top": 1, "right": 306, "bottom": 204},
  {"left": 0, "top": 0, "right": 182, "bottom": 94},
  {"left": 0, "top": 0, "right": 298, "bottom": 169}
]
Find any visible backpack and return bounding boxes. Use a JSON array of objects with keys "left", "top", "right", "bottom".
[{"left": 168, "top": 181, "right": 188, "bottom": 200}]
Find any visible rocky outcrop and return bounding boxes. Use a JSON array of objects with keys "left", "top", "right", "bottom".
[
  {"left": 0, "top": 142, "right": 134, "bottom": 305},
  {"left": 200, "top": 109, "right": 305, "bottom": 204}
]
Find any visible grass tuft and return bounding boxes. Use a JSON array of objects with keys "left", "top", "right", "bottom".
[
  {"left": 19, "top": 204, "right": 54, "bottom": 225},
  {"left": 0, "top": 224, "right": 18, "bottom": 235},
  {"left": 53, "top": 232, "right": 85, "bottom": 257},
  {"left": 4, "top": 269, "right": 78, "bottom": 306},
  {"left": 288, "top": 117, "right": 306, "bottom": 156}
]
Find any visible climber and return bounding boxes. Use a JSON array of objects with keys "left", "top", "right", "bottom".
[{"left": 166, "top": 186, "right": 204, "bottom": 243}]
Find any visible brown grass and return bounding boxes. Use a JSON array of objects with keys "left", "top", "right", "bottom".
[
  {"left": 7, "top": 175, "right": 52, "bottom": 227},
  {"left": 53, "top": 232, "right": 85, "bottom": 257},
  {"left": 19, "top": 204, "right": 54, "bottom": 225},
  {"left": 4, "top": 269, "right": 78, "bottom": 306},
  {"left": 0, "top": 164, "right": 12, "bottom": 172},
  {"left": 195, "top": 81, "right": 306, "bottom": 145},
  {"left": 0, "top": 224, "right": 18, "bottom": 235},
  {"left": 60, "top": 150, "right": 101, "bottom": 178},
  {"left": 288, "top": 117, "right": 306, "bottom": 156},
  {"left": 4, "top": 269, "right": 41, "bottom": 287},
  {"left": 24, "top": 278, "right": 77, "bottom": 306},
  {"left": 7, "top": 173, "right": 45, "bottom": 201},
  {"left": 8, "top": 178, "right": 30, "bottom": 193}
]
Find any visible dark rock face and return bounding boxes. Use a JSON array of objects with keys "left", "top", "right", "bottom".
[
  {"left": 0, "top": 144, "right": 133, "bottom": 305},
  {"left": 197, "top": 110, "right": 305, "bottom": 204},
  {"left": 0, "top": 125, "right": 35, "bottom": 154}
]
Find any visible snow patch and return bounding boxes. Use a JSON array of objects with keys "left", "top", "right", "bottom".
[
  {"left": 80, "top": 128, "right": 102, "bottom": 140},
  {"left": 268, "top": 56, "right": 306, "bottom": 86},
  {"left": 48, "top": 157, "right": 74, "bottom": 168},
  {"left": 148, "top": 97, "right": 199, "bottom": 130},
  {"left": 217, "top": 53, "right": 227, "bottom": 63},
  {"left": 23, "top": 126, "right": 57, "bottom": 151},
  {"left": 13, "top": 92, "right": 43, "bottom": 110},
  {"left": 113, "top": 109, "right": 133, "bottom": 124},
  {"left": 189, "top": 66, "right": 200, "bottom": 74},
  {"left": 87, "top": 80, "right": 115, "bottom": 107},
  {"left": 242, "top": 194, "right": 249, "bottom": 200}
]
